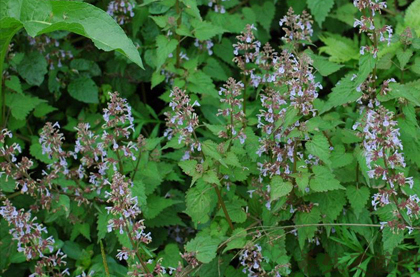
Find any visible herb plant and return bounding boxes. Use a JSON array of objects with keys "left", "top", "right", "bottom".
[{"left": 1, "top": 0, "right": 420, "bottom": 276}]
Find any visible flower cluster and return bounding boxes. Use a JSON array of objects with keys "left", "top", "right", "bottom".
[
  {"left": 0, "top": 199, "right": 55, "bottom": 260},
  {"left": 353, "top": 0, "right": 393, "bottom": 57},
  {"left": 217, "top": 78, "right": 246, "bottom": 144},
  {"left": 164, "top": 87, "right": 201, "bottom": 159},
  {"left": 279, "top": 7, "right": 313, "bottom": 44},
  {"left": 356, "top": 106, "right": 418, "bottom": 220},
  {"left": 233, "top": 24, "right": 261, "bottom": 75},
  {"left": 28, "top": 35, "right": 73, "bottom": 70},
  {"left": 105, "top": 172, "right": 151, "bottom": 243},
  {"left": 103, "top": 92, "right": 135, "bottom": 138},
  {"left": 180, "top": 252, "right": 199, "bottom": 268},
  {"left": 194, "top": 39, "right": 214, "bottom": 55},
  {"left": 30, "top": 249, "right": 69, "bottom": 277},
  {"left": 239, "top": 244, "right": 265, "bottom": 276},
  {"left": 107, "top": 0, "right": 135, "bottom": 25}
]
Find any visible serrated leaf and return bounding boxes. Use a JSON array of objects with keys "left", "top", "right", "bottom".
[
  {"left": 5, "top": 76, "right": 22, "bottom": 93},
  {"left": 203, "top": 169, "right": 221, "bottom": 186},
  {"left": 185, "top": 236, "right": 219, "bottom": 263},
  {"left": 346, "top": 185, "right": 370, "bottom": 217},
  {"left": 295, "top": 207, "right": 321, "bottom": 249},
  {"left": 223, "top": 228, "right": 247, "bottom": 253},
  {"left": 253, "top": 1, "right": 275, "bottom": 31},
  {"left": 320, "top": 74, "right": 362, "bottom": 114},
  {"left": 33, "top": 102, "right": 57, "bottom": 118},
  {"left": 143, "top": 195, "right": 181, "bottom": 219},
  {"left": 16, "top": 52, "right": 48, "bottom": 86},
  {"left": 308, "top": 52, "right": 344, "bottom": 76},
  {"left": 307, "top": 0, "right": 334, "bottom": 27},
  {"left": 68, "top": 77, "right": 99, "bottom": 104},
  {"left": 382, "top": 227, "right": 404, "bottom": 255},
  {"left": 70, "top": 223, "right": 91, "bottom": 241},
  {"left": 270, "top": 176, "right": 293, "bottom": 200},
  {"left": 155, "top": 35, "right": 178, "bottom": 69},
  {"left": 310, "top": 166, "right": 345, "bottom": 192},
  {"left": 405, "top": 0, "right": 420, "bottom": 36},
  {"left": 185, "top": 181, "right": 216, "bottom": 225},
  {"left": 5, "top": 92, "right": 45, "bottom": 120},
  {"left": 396, "top": 48, "right": 413, "bottom": 69},
  {"left": 192, "top": 20, "right": 226, "bottom": 40},
  {"left": 217, "top": 198, "right": 247, "bottom": 223},
  {"left": 306, "top": 133, "right": 331, "bottom": 167},
  {"left": 319, "top": 33, "right": 359, "bottom": 63}
]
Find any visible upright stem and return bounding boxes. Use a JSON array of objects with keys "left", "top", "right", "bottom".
[
  {"left": 214, "top": 185, "right": 234, "bottom": 230},
  {"left": 99, "top": 240, "right": 111, "bottom": 277},
  {"left": 124, "top": 224, "right": 150, "bottom": 274},
  {"left": 191, "top": 129, "right": 235, "bottom": 230}
]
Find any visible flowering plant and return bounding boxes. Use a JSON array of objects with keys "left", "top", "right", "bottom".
[{"left": 1, "top": 0, "right": 420, "bottom": 276}]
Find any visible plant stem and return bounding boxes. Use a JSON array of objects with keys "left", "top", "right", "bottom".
[
  {"left": 124, "top": 224, "right": 151, "bottom": 274},
  {"left": 99, "top": 240, "right": 111, "bottom": 277},
  {"left": 214, "top": 185, "right": 234, "bottom": 230},
  {"left": 175, "top": 0, "right": 182, "bottom": 68}
]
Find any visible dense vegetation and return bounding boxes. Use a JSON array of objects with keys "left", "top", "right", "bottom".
[{"left": 1, "top": 0, "right": 420, "bottom": 276}]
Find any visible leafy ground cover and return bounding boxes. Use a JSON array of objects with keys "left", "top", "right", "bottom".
[{"left": 1, "top": 0, "right": 420, "bottom": 276}]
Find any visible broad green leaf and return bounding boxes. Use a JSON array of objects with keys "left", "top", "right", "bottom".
[
  {"left": 180, "top": 0, "right": 201, "bottom": 20},
  {"left": 68, "top": 77, "right": 99, "bottom": 104},
  {"left": 185, "top": 181, "right": 216, "bottom": 225},
  {"left": 33, "top": 102, "right": 57, "bottom": 118},
  {"left": 405, "top": 0, "right": 420, "bottom": 35},
  {"left": 70, "top": 223, "right": 91, "bottom": 241},
  {"left": 192, "top": 20, "right": 226, "bottom": 40},
  {"left": 5, "top": 75, "right": 22, "bottom": 93},
  {"left": 330, "top": 144, "right": 354, "bottom": 168},
  {"left": 5, "top": 92, "right": 45, "bottom": 120},
  {"left": 253, "top": 1, "right": 275, "bottom": 31},
  {"left": 308, "top": 52, "right": 344, "bottom": 76},
  {"left": 346, "top": 185, "right": 370, "bottom": 217},
  {"left": 17, "top": 52, "right": 48, "bottom": 86},
  {"left": 382, "top": 227, "right": 404, "bottom": 255},
  {"left": 203, "top": 58, "right": 229, "bottom": 81},
  {"left": 97, "top": 208, "right": 112, "bottom": 242},
  {"left": 330, "top": 3, "right": 358, "bottom": 26},
  {"left": 143, "top": 195, "right": 181, "bottom": 219},
  {"left": 0, "top": 0, "right": 143, "bottom": 68},
  {"left": 307, "top": 0, "right": 334, "bottom": 27},
  {"left": 396, "top": 48, "right": 413, "bottom": 69},
  {"left": 155, "top": 35, "right": 178, "bottom": 69},
  {"left": 270, "top": 176, "right": 293, "bottom": 200},
  {"left": 203, "top": 169, "right": 221, "bottom": 186},
  {"left": 223, "top": 228, "right": 247, "bottom": 253},
  {"left": 295, "top": 207, "right": 321, "bottom": 249},
  {"left": 355, "top": 54, "right": 375, "bottom": 85},
  {"left": 319, "top": 33, "right": 359, "bottom": 63},
  {"left": 378, "top": 82, "right": 420, "bottom": 106},
  {"left": 217, "top": 198, "right": 247, "bottom": 223},
  {"left": 185, "top": 236, "right": 219, "bottom": 263},
  {"left": 320, "top": 74, "right": 363, "bottom": 114},
  {"left": 310, "top": 166, "right": 345, "bottom": 192},
  {"left": 306, "top": 133, "right": 331, "bottom": 167}
]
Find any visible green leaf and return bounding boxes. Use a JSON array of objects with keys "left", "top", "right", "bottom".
[
  {"left": 310, "top": 166, "right": 345, "bottom": 192},
  {"left": 382, "top": 227, "right": 404, "bottom": 255},
  {"left": 97, "top": 208, "right": 112, "bottom": 242},
  {"left": 192, "top": 20, "right": 226, "bottom": 40},
  {"left": 346, "top": 185, "right": 370, "bottom": 217},
  {"left": 68, "top": 77, "right": 99, "bottom": 104},
  {"left": 185, "top": 236, "right": 219, "bottom": 263},
  {"left": 307, "top": 0, "right": 334, "bottom": 27},
  {"left": 223, "top": 228, "right": 247, "bottom": 253},
  {"left": 17, "top": 52, "right": 48, "bottom": 86},
  {"left": 203, "top": 58, "right": 229, "bottom": 81},
  {"left": 5, "top": 76, "right": 22, "bottom": 93},
  {"left": 295, "top": 207, "right": 321, "bottom": 248},
  {"left": 185, "top": 181, "right": 216, "bottom": 225},
  {"left": 320, "top": 74, "right": 362, "bottom": 114},
  {"left": 270, "top": 176, "right": 293, "bottom": 200},
  {"left": 405, "top": 0, "right": 420, "bottom": 36},
  {"left": 202, "top": 140, "right": 226, "bottom": 166},
  {"left": 307, "top": 52, "right": 344, "bottom": 76},
  {"left": 217, "top": 198, "right": 247, "bottom": 223},
  {"left": 5, "top": 92, "right": 45, "bottom": 120},
  {"left": 319, "top": 33, "right": 359, "bottom": 63},
  {"left": 330, "top": 144, "right": 354, "bottom": 168},
  {"left": 355, "top": 54, "right": 375, "bottom": 85},
  {"left": 0, "top": 0, "right": 143, "bottom": 68},
  {"left": 253, "top": 1, "right": 275, "bottom": 31},
  {"left": 155, "top": 35, "right": 178, "bottom": 69},
  {"left": 396, "top": 48, "right": 413, "bottom": 69},
  {"left": 70, "top": 223, "right": 91, "bottom": 241},
  {"left": 306, "top": 133, "right": 331, "bottom": 167},
  {"left": 143, "top": 195, "right": 181, "bottom": 219},
  {"left": 203, "top": 169, "right": 221, "bottom": 186},
  {"left": 180, "top": 0, "right": 201, "bottom": 20},
  {"left": 33, "top": 102, "right": 57, "bottom": 118}
]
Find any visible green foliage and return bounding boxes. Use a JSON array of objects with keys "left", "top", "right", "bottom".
[{"left": 1, "top": 0, "right": 419, "bottom": 276}]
